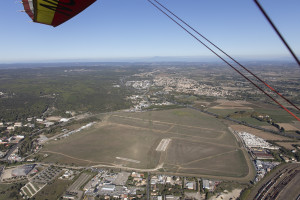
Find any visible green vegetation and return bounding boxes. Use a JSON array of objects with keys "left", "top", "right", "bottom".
[
  {"left": 18, "top": 136, "right": 34, "bottom": 157},
  {"left": 147, "top": 104, "right": 184, "bottom": 110},
  {"left": 239, "top": 187, "right": 252, "bottom": 200},
  {"left": 34, "top": 179, "right": 72, "bottom": 200},
  {"left": 157, "top": 183, "right": 184, "bottom": 196},
  {"left": 0, "top": 183, "right": 25, "bottom": 200},
  {"left": 204, "top": 181, "right": 247, "bottom": 200},
  {"left": 0, "top": 66, "right": 135, "bottom": 122},
  {"left": 214, "top": 181, "right": 245, "bottom": 193}
]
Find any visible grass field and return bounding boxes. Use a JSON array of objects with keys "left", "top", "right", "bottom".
[
  {"left": 42, "top": 108, "right": 252, "bottom": 180},
  {"left": 276, "top": 141, "right": 300, "bottom": 150},
  {"left": 34, "top": 179, "right": 72, "bottom": 200},
  {"left": 0, "top": 183, "right": 24, "bottom": 200}
]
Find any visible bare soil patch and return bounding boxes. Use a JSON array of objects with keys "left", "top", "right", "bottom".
[
  {"left": 46, "top": 116, "right": 61, "bottom": 121},
  {"left": 211, "top": 100, "right": 253, "bottom": 110}
]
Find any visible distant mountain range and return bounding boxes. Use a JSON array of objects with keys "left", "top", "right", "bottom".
[{"left": 0, "top": 55, "right": 297, "bottom": 69}]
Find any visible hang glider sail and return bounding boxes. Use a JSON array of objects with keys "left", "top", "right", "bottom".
[{"left": 22, "top": 0, "right": 96, "bottom": 27}]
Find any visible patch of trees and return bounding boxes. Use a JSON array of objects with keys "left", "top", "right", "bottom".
[
  {"left": 0, "top": 66, "right": 137, "bottom": 122},
  {"left": 18, "top": 137, "right": 34, "bottom": 157}
]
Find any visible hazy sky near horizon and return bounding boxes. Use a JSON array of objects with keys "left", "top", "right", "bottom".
[{"left": 1, "top": 0, "right": 300, "bottom": 63}]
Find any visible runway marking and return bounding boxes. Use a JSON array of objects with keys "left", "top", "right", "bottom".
[
  {"left": 116, "top": 157, "right": 140, "bottom": 163},
  {"left": 111, "top": 114, "right": 224, "bottom": 132},
  {"left": 156, "top": 138, "right": 171, "bottom": 152}
]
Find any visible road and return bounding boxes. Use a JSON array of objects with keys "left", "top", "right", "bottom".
[{"left": 146, "top": 172, "right": 150, "bottom": 200}]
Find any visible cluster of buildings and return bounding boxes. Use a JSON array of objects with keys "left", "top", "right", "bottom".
[
  {"left": 8, "top": 149, "right": 22, "bottom": 162},
  {"left": 127, "top": 94, "right": 173, "bottom": 112},
  {"left": 125, "top": 74, "right": 233, "bottom": 112},
  {"left": 0, "top": 115, "right": 73, "bottom": 134},
  {"left": 254, "top": 160, "right": 279, "bottom": 183},
  {"left": 238, "top": 131, "right": 278, "bottom": 150},
  {"left": 0, "top": 163, "right": 226, "bottom": 200},
  {"left": 150, "top": 175, "right": 184, "bottom": 199},
  {"left": 84, "top": 169, "right": 144, "bottom": 199},
  {"left": 0, "top": 121, "right": 34, "bottom": 132},
  {"left": 153, "top": 76, "right": 230, "bottom": 97},
  {"left": 125, "top": 80, "right": 151, "bottom": 90},
  {"left": 237, "top": 131, "right": 281, "bottom": 183},
  {"left": 237, "top": 131, "right": 277, "bottom": 160},
  {"left": 0, "top": 135, "right": 24, "bottom": 161},
  {"left": 83, "top": 170, "right": 221, "bottom": 200},
  {"left": 127, "top": 95, "right": 150, "bottom": 112},
  {"left": 150, "top": 175, "right": 220, "bottom": 200},
  {"left": 202, "top": 179, "right": 219, "bottom": 192},
  {"left": 0, "top": 134, "right": 24, "bottom": 145},
  {"left": 238, "top": 131, "right": 278, "bottom": 160}
]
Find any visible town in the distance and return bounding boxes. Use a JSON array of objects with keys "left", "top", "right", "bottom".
[{"left": 0, "top": 62, "right": 299, "bottom": 200}]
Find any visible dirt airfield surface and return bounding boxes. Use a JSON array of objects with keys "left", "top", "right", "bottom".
[{"left": 42, "top": 108, "right": 254, "bottom": 181}]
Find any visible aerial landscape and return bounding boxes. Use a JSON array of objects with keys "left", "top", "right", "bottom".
[{"left": 1, "top": 0, "right": 300, "bottom": 200}]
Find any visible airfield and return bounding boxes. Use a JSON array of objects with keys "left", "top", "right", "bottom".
[{"left": 41, "top": 108, "right": 253, "bottom": 181}]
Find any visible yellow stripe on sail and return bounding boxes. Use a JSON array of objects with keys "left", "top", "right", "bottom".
[{"left": 36, "top": 0, "right": 57, "bottom": 25}]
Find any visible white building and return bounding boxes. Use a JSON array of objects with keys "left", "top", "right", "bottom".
[
  {"left": 7, "top": 126, "right": 15, "bottom": 131},
  {"left": 101, "top": 185, "right": 115, "bottom": 191},
  {"left": 14, "top": 122, "right": 22, "bottom": 127},
  {"left": 36, "top": 119, "right": 44, "bottom": 122},
  {"left": 60, "top": 118, "right": 70, "bottom": 122}
]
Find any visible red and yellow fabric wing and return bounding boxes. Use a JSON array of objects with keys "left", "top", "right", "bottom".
[{"left": 22, "top": 0, "right": 96, "bottom": 27}]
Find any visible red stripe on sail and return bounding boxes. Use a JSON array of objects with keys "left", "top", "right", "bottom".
[
  {"left": 51, "top": 0, "right": 96, "bottom": 27},
  {"left": 22, "top": 0, "right": 34, "bottom": 19}
]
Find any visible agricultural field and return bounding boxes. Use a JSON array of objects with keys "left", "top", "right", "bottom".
[
  {"left": 41, "top": 108, "right": 253, "bottom": 181},
  {"left": 275, "top": 141, "right": 300, "bottom": 150},
  {"left": 206, "top": 100, "right": 299, "bottom": 124},
  {"left": 34, "top": 179, "right": 72, "bottom": 200}
]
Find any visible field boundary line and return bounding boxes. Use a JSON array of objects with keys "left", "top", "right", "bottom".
[
  {"left": 181, "top": 149, "right": 239, "bottom": 166},
  {"left": 41, "top": 150, "right": 117, "bottom": 166},
  {"left": 108, "top": 122, "right": 224, "bottom": 140},
  {"left": 170, "top": 136, "right": 237, "bottom": 148},
  {"left": 178, "top": 167, "right": 245, "bottom": 176},
  {"left": 111, "top": 114, "right": 223, "bottom": 131}
]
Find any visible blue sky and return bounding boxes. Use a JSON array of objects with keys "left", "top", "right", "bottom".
[{"left": 1, "top": 0, "right": 300, "bottom": 63}]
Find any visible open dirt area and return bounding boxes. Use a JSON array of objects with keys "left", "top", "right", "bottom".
[
  {"left": 45, "top": 116, "right": 61, "bottom": 122},
  {"left": 210, "top": 100, "right": 253, "bottom": 110},
  {"left": 230, "top": 125, "right": 291, "bottom": 141},
  {"left": 212, "top": 189, "right": 242, "bottom": 200},
  {"left": 42, "top": 108, "right": 253, "bottom": 181}
]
